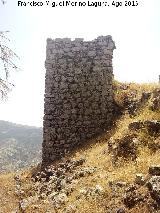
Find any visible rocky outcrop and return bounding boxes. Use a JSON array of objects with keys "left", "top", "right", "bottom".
[
  {"left": 128, "top": 120, "right": 160, "bottom": 136},
  {"left": 147, "top": 176, "right": 160, "bottom": 204},
  {"left": 108, "top": 135, "right": 138, "bottom": 162},
  {"left": 149, "top": 89, "right": 160, "bottom": 111},
  {"left": 123, "top": 92, "right": 151, "bottom": 116},
  {"left": 149, "top": 165, "right": 160, "bottom": 176}
]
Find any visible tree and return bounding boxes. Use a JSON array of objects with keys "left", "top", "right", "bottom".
[
  {"left": 1, "top": 0, "right": 6, "bottom": 5},
  {"left": 0, "top": 0, "right": 19, "bottom": 100},
  {"left": 0, "top": 0, "right": 19, "bottom": 99}
]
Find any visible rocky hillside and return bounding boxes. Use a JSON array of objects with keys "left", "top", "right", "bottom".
[
  {"left": 0, "top": 120, "right": 42, "bottom": 172},
  {"left": 0, "top": 82, "right": 159, "bottom": 213}
]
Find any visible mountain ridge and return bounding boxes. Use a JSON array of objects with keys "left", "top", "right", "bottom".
[{"left": 0, "top": 120, "right": 42, "bottom": 173}]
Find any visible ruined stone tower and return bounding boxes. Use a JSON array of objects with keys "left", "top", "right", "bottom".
[{"left": 42, "top": 36, "right": 116, "bottom": 164}]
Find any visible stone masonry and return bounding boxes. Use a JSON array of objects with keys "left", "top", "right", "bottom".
[{"left": 42, "top": 36, "right": 116, "bottom": 164}]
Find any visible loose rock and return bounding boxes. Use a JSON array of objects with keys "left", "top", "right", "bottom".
[
  {"left": 147, "top": 176, "right": 160, "bottom": 203},
  {"left": 149, "top": 165, "right": 160, "bottom": 176}
]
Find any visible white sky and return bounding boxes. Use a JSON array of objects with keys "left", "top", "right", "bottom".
[{"left": 0, "top": 0, "right": 160, "bottom": 127}]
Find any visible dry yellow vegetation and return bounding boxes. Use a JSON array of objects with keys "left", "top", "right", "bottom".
[
  {"left": 0, "top": 81, "right": 160, "bottom": 213},
  {"left": 0, "top": 173, "right": 19, "bottom": 212}
]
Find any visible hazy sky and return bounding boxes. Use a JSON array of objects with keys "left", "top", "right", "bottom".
[{"left": 0, "top": 0, "right": 160, "bottom": 127}]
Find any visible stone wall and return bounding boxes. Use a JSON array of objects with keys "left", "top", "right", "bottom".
[{"left": 42, "top": 36, "right": 116, "bottom": 164}]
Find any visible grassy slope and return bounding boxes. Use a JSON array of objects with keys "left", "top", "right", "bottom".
[{"left": 0, "top": 82, "right": 159, "bottom": 213}]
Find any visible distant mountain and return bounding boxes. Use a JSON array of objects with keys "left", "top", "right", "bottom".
[{"left": 0, "top": 120, "right": 42, "bottom": 173}]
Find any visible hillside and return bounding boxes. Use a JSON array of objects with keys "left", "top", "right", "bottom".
[
  {"left": 0, "top": 82, "right": 159, "bottom": 213},
  {"left": 0, "top": 120, "right": 42, "bottom": 173}
]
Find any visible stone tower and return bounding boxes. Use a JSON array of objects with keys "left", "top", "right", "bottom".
[{"left": 42, "top": 36, "right": 116, "bottom": 164}]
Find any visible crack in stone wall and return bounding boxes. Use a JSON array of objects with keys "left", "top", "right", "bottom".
[{"left": 42, "top": 36, "right": 116, "bottom": 164}]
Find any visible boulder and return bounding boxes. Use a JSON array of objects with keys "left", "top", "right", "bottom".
[
  {"left": 128, "top": 120, "right": 160, "bottom": 136},
  {"left": 144, "top": 120, "right": 160, "bottom": 136},
  {"left": 135, "top": 173, "right": 146, "bottom": 185},
  {"left": 150, "top": 98, "right": 160, "bottom": 111},
  {"left": 114, "top": 135, "right": 138, "bottom": 160},
  {"left": 152, "top": 89, "right": 160, "bottom": 99},
  {"left": 149, "top": 165, "right": 160, "bottom": 176},
  {"left": 128, "top": 121, "right": 144, "bottom": 131},
  {"left": 123, "top": 189, "right": 145, "bottom": 208},
  {"left": 116, "top": 208, "right": 126, "bottom": 213},
  {"left": 147, "top": 176, "right": 160, "bottom": 203},
  {"left": 141, "top": 92, "right": 151, "bottom": 103}
]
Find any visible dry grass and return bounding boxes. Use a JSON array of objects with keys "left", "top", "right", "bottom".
[
  {"left": 0, "top": 173, "right": 19, "bottom": 212},
  {"left": 58, "top": 81, "right": 160, "bottom": 212},
  {"left": 0, "top": 81, "right": 159, "bottom": 212}
]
